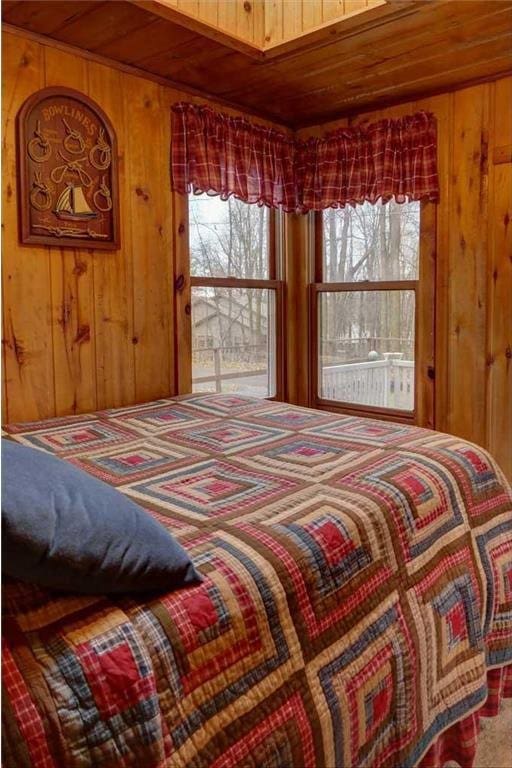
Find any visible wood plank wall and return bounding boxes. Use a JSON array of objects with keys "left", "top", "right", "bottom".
[
  {"left": 1, "top": 29, "right": 285, "bottom": 424},
  {"left": 298, "top": 76, "right": 512, "bottom": 479}
]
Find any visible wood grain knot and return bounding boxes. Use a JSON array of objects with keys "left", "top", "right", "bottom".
[
  {"left": 506, "top": 346, "right": 512, "bottom": 360},
  {"left": 185, "top": 303, "right": 191, "bottom": 316},
  {"left": 243, "top": 1, "right": 252, "bottom": 12},
  {"left": 135, "top": 187, "right": 150, "bottom": 202},
  {"left": 12, "top": 335, "right": 25, "bottom": 366},
  {"left": 175, "top": 274, "right": 185, "bottom": 292},
  {"left": 132, "top": 336, "right": 139, "bottom": 345},
  {"left": 75, "top": 325, "right": 90, "bottom": 345},
  {"left": 73, "top": 260, "right": 87, "bottom": 276},
  {"left": 59, "top": 302, "right": 72, "bottom": 327}
]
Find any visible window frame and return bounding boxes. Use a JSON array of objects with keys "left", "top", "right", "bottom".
[
  {"left": 174, "top": 194, "right": 286, "bottom": 401},
  {"left": 309, "top": 201, "right": 436, "bottom": 427}
]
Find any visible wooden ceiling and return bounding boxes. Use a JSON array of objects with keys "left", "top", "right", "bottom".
[{"left": 3, "top": 0, "right": 512, "bottom": 127}]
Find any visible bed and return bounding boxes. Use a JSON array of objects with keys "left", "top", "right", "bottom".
[{"left": 2, "top": 393, "right": 511, "bottom": 768}]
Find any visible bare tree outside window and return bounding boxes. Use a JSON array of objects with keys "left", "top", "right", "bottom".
[
  {"left": 190, "top": 194, "right": 269, "bottom": 279},
  {"left": 189, "top": 194, "right": 277, "bottom": 397},
  {"left": 318, "top": 200, "right": 420, "bottom": 412},
  {"left": 323, "top": 200, "right": 419, "bottom": 283}
]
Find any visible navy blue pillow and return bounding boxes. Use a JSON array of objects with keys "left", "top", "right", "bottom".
[{"left": 1, "top": 439, "right": 202, "bottom": 594}]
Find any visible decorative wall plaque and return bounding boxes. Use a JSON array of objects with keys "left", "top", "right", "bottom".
[{"left": 17, "top": 86, "right": 119, "bottom": 250}]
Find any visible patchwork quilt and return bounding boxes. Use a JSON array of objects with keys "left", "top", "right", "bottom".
[{"left": 2, "top": 394, "right": 512, "bottom": 768}]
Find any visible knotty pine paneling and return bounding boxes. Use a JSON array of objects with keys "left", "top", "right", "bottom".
[
  {"left": 298, "top": 76, "right": 512, "bottom": 479},
  {"left": 1, "top": 29, "right": 286, "bottom": 423},
  {"left": 44, "top": 46, "right": 98, "bottom": 417},
  {"left": 487, "top": 77, "right": 512, "bottom": 481},
  {"left": 2, "top": 34, "right": 158, "bottom": 421},
  {"left": 2, "top": 35, "right": 54, "bottom": 422},
  {"left": 162, "top": 0, "right": 379, "bottom": 47},
  {"left": 264, "top": 0, "right": 381, "bottom": 45},
  {"left": 165, "top": 0, "right": 266, "bottom": 45}
]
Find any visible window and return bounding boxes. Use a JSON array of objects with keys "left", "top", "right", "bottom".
[
  {"left": 188, "top": 194, "right": 283, "bottom": 398},
  {"left": 311, "top": 200, "right": 435, "bottom": 423}
]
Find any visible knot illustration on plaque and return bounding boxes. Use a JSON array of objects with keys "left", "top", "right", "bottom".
[
  {"left": 55, "top": 184, "right": 97, "bottom": 221},
  {"left": 17, "top": 86, "right": 119, "bottom": 249}
]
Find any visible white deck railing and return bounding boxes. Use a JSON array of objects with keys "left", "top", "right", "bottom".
[
  {"left": 322, "top": 355, "right": 414, "bottom": 410},
  {"left": 192, "top": 344, "right": 415, "bottom": 409}
]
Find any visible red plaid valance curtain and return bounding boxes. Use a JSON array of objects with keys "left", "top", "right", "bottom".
[
  {"left": 171, "top": 103, "right": 298, "bottom": 212},
  {"left": 296, "top": 112, "right": 439, "bottom": 211},
  {"left": 171, "top": 104, "right": 439, "bottom": 213}
]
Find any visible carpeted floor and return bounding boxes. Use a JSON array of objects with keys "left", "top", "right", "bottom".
[{"left": 473, "top": 699, "right": 512, "bottom": 768}]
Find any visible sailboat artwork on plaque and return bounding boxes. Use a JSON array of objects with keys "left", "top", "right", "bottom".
[
  {"left": 17, "top": 86, "right": 119, "bottom": 249},
  {"left": 54, "top": 184, "right": 97, "bottom": 221}
]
